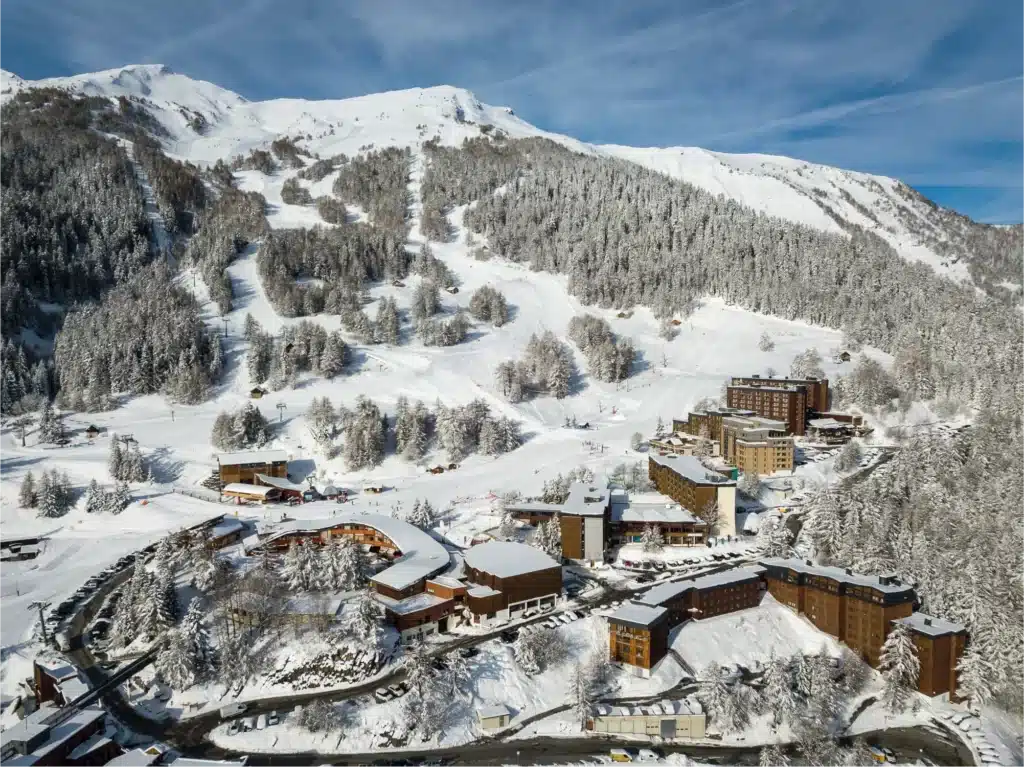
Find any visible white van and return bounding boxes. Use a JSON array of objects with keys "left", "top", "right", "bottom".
[{"left": 219, "top": 702, "right": 248, "bottom": 719}]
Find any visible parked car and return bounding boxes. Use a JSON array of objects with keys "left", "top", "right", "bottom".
[
  {"left": 267, "top": 710, "right": 280, "bottom": 726},
  {"left": 256, "top": 714, "right": 266, "bottom": 730},
  {"left": 227, "top": 720, "right": 242, "bottom": 735},
  {"left": 652, "top": 561, "right": 666, "bottom": 571},
  {"left": 219, "top": 703, "right": 248, "bottom": 719},
  {"left": 374, "top": 688, "right": 393, "bottom": 703},
  {"left": 387, "top": 684, "right": 405, "bottom": 698},
  {"left": 243, "top": 716, "right": 257, "bottom": 732},
  {"left": 610, "top": 749, "right": 633, "bottom": 762}
]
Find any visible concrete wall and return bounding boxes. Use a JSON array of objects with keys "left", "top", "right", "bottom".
[
  {"left": 584, "top": 516, "right": 605, "bottom": 562},
  {"left": 717, "top": 486, "right": 736, "bottom": 538}
]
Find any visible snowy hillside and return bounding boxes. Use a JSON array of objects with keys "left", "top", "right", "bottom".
[{"left": 2, "top": 64, "right": 1012, "bottom": 287}]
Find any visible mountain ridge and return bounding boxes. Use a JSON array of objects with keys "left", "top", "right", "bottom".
[{"left": 2, "top": 64, "right": 1019, "bottom": 293}]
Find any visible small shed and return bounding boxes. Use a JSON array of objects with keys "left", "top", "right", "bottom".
[
  {"left": 84, "top": 425, "right": 102, "bottom": 440},
  {"left": 444, "top": 285, "right": 459, "bottom": 295},
  {"left": 222, "top": 484, "right": 280, "bottom": 505},
  {"left": 250, "top": 387, "right": 267, "bottom": 400},
  {"left": 838, "top": 351, "right": 852, "bottom": 362},
  {"left": 477, "top": 703, "right": 513, "bottom": 730}
]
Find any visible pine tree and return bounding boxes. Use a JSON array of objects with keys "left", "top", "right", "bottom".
[
  {"left": 335, "top": 536, "right": 365, "bottom": 589},
  {"left": 759, "top": 745, "right": 788, "bottom": 767},
  {"left": 36, "top": 472, "right": 63, "bottom": 518},
  {"left": 353, "top": 589, "right": 384, "bottom": 652},
  {"left": 156, "top": 627, "right": 196, "bottom": 690},
  {"left": 18, "top": 471, "right": 37, "bottom": 508},
  {"left": 569, "top": 661, "right": 593, "bottom": 729},
  {"left": 758, "top": 332, "right": 776, "bottom": 352},
  {"left": 878, "top": 623, "right": 920, "bottom": 713},
  {"left": 83, "top": 478, "right": 100, "bottom": 513},
  {"left": 280, "top": 540, "right": 306, "bottom": 592},
  {"left": 956, "top": 646, "right": 994, "bottom": 711},
  {"left": 640, "top": 524, "right": 664, "bottom": 553},
  {"left": 108, "top": 439, "right": 124, "bottom": 480},
  {"left": 181, "top": 597, "right": 215, "bottom": 679},
  {"left": 513, "top": 630, "right": 540, "bottom": 675},
  {"left": 112, "top": 481, "right": 131, "bottom": 512},
  {"left": 761, "top": 653, "right": 796, "bottom": 727}
]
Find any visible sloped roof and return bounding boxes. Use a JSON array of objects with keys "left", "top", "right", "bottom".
[
  {"left": 216, "top": 449, "right": 288, "bottom": 466},
  {"left": 607, "top": 601, "right": 667, "bottom": 627},
  {"left": 222, "top": 483, "right": 276, "bottom": 497},
  {"left": 647, "top": 454, "right": 735, "bottom": 486}
]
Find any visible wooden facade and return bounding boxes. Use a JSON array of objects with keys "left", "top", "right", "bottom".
[
  {"left": 731, "top": 375, "right": 830, "bottom": 412},
  {"left": 219, "top": 458, "right": 288, "bottom": 485},
  {"left": 726, "top": 385, "right": 808, "bottom": 436},
  {"left": 609, "top": 615, "right": 669, "bottom": 673},
  {"left": 462, "top": 562, "right": 563, "bottom": 615},
  {"left": 895, "top": 615, "right": 968, "bottom": 699},
  {"left": 648, "top": 461, "right": 720, "bottom": 513},
  {"left": 613, "top": 520, "right": 705, "bottom": 547},
  {"left": 762, "top": 561, "right": 916, "bottom": 668}
]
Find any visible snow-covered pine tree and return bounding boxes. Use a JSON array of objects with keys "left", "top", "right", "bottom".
[
  {"left": 569, "top": 661, "right": 593, "bottom": 729},
  {"left": 181, "top": 597, "right": 215, "bottom": 679},
  {"left": 878, "top": 623, "right": 920, "bottom": 713},
  {"left": 156, "top": 627, "right": 196, "bottom": 690},
  {"left": 335, "top": 536, "right": 365, "bottom": 589},
  {"left": 513, "top": 630, "right": 540, "bottom": 675},
  {"left": 640, "top": 524, "right": 664, "bottom": 553},
  {"left": 758, "top": 332, "right": 776, "bottom": 352},
  {"left": 112, "top": 481, "right": 131, "bottom": 512},
  {"left": 759, "top": 745, "right": 788, "bottom": 767},
  {"left": 36, "top": 472, "right": 64, "bottom": 518},
  {"left": 760, "top": 652, "right": 796, "bottom": 727},
  {"left": 353, "top": 589, "right": 384, "bottom": 653},
  {"left": 279, "top": 540, "right": 305, "bottom": 592},
  {"left": 696, "top": 662, "right": 730, "bottom": 727},
  {"left": 108, "top": 439, "right": 123, "bottom": 480},
  {"left": 738, "top": 471, "right": 762, "bottom": 498},
  {"left": 833, "top": 440, "right": 863, "bottom": 473},
  {"left": 18, "top": 471, "right": 37, "bottom": 508},
  {"left": 83, "top": 478, "right": 101, "bottom": 513},
  {"left": 955, "top": 646, "right": 994, "bottom": 711}
]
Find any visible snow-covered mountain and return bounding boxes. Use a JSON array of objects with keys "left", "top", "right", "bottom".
[{"left": 1, "top": 64, "right": 1016, "bottom": 288}]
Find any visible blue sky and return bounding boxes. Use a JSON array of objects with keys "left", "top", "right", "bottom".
[{"left": 3, "top": 0, "right": 1021, "bottom": 222}]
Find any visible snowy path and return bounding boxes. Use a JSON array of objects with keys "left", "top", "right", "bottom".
[{"left": 121, "top": 139, "right": 173, "bottom": 266}]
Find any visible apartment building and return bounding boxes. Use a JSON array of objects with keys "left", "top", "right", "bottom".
[
  {"left": 609, "top": 494, "right": 707, "bottom": 546},
  {"left": 720, "top": 415, "right": 795, "bottom": 475},
  {"left": 506, "top": 482, "right": 611, "bottom": 564},
  {"left": 609, "top": 566, "right": 767, "bottom": 676},
  {"left": 731, "top": 375, "right": 830, "bottom": 412},
  {"left": 893, "top": 613, "right": 968, "bottom": 699},
  {"left": 726, "top": 383, "right": 808, "bottom": 436},
  {"left": 647, "top": 454, "right": 737, "bottom": 538},
  {"left": 607, "top": 602, "right": 670, "bottom": 677},
  {"left": 760, "top": 558, "right": 916, "bottom": 668},
  {"left": 462, "top": 541, "right": 562, "bottom": 625},
  {"left": 675, "top": 408, "right": 755, "bottom": 442}
]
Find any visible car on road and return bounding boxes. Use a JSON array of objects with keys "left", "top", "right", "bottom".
[
  {"left": 867, "top": 745, "right": 896, "bottom": 764},
  {"left": 610, "top": 749, "right": 633, "bottom": 762}
]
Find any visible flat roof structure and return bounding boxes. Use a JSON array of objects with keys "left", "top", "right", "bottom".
[
  {"left": 463, "top": 541, "right": 560, "bottom": 579},
  {"left": 638, "top": 565, "right": 766, "bottom": 607},
  {"left": 222, "top": 484, "right": 277, "bottom": 498},
  {"left": 255, "top": 512, "right": 451, "bottom": 591},
  {"left": 608, "top": 601, "right": 668, "bottom": 628},
  {"left": 760, "top": 558, "right": 915, "bottom": 595},
  {"left": 610, "top": 500, "right": 702, "bottom": 525},
  {"left": 478, "top": 703, "right": 513, "bottom": 719},
  {"left": 647, "top": 454, "right": 735, "bottom": 486},
  {"left": 373, "top": 592, "right": 451, "bottom": 615},
  {"left": 216, "top": 449, "right": 288, "bottom": 465},
  {"left": 505, "top": 480, "right": 611, "bottom": 518},
  {"left": 255, "top": 473, "right": 308, "bottom": 492},
  {"left": 893, "top": 613, "right": 966, "bottom": 637}
]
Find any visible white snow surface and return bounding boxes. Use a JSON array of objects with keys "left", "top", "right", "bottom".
[
  {"left": 669, "top": 594, "right": 843, "bottom": 671},
  {"left": 0, "top": 64, "right": 978, "bottom": 282}
]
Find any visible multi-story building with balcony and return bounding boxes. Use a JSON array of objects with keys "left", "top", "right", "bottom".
[
  {"left": 720, "top": 415, "right": 795, "bottom": 475},
  {"left": 647, "top": 454, "right": 737, "bottom": 538}
]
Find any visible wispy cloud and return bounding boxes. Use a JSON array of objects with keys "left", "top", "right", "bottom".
[{"left": 1, "top": 0, "right": 1019, "bottom": 221}]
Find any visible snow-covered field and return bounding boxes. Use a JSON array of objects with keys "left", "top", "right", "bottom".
[{"left": 669, "top": 594, "right": 842, "bottom": 672}]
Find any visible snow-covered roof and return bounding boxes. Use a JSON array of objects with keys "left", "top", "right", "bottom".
[
  {"left": 57, "top": 675, "right": 89, "bottom": 703},
  {"left": 428, "top": 576, "right": 466, "bottom": 590},
  {"left": 463, "top": 541, "right": 560, "bottom": 579},
  {"left": 106, "top": 748, "right": 161, "bottom": 766},
  {"left": 209, "top": 519, "right": 244, "bottom": 539},
  {"left": 68, "top": 735, "right": 113, "bottom": 761},
  {"left": 478, "top": 704, "right": 512, "bottom": 719},
  {"left": 808, "top": 418, "right": 845, "bottom": 430},
  {"left": 561, "top": 481, "right": 611, "bottom": 517},
  {"left": 593, "top": 698, "right": 703, "bottom": 718},
  {"left": 608, "top": 601, "right": 667, "bottom": 627},
  {"left": 222, "top": 483, "right": 276, "bottom": 497},
  {"left": 283, "top": 592, "right": 346, "bottom": 616},
  {"left": 638, "top": 566, "right": 766, "bottom": 607},
  {"left": 505, "top": 480, "right": 610, "bottom": 518},
  {"left": 729, "top": 383, "right": 803, "bottom": 393},
  {"left": 610, "top": 501, "right": 701, "bottom": 525},
  {"left": 216, "top": 449, "right": 288, "bottom": 466},
  {"left": 374, "top": 592, "right": 451, "bottom": 615},
  {"left": 255, "top": 473, "right": 308, "bottom": 491},
  {"left": 893, "top": 613, "right": 966, "bottom": 637},
  {"left": 760, "top": 558, "right": 915, "bottom": 595},
  {"left": 24, "top": 707, "right": 106, "bottom": 762},
  {"left": 257, "top": 512, "right": 451, "bottom": 591},
  {"left": 647, "top": 454, "right": 735, "bottom": 486},
  {"left": 467, "top": 585, "right": 502, "bottom": 598}
]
